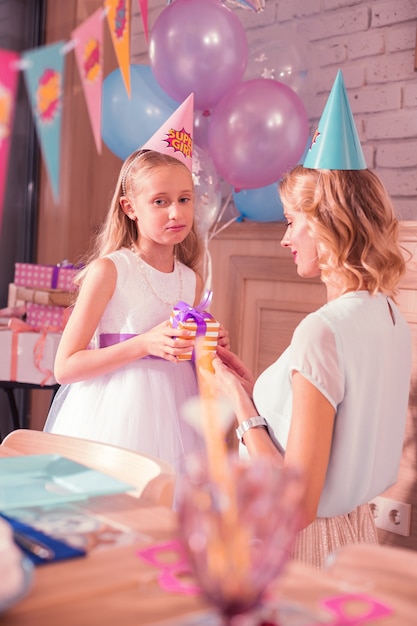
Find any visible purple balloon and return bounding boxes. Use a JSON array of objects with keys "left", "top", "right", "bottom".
[
  {"left": 149, "top": 0, "right": 248, "bottom": 111},
  {"left": 207, "top": 79, "right": 309, "bottom": 189}
]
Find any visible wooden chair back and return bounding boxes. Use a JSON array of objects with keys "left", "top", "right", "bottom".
[{"left": 1, "top": 429, "right": 176, "bottom": 508}]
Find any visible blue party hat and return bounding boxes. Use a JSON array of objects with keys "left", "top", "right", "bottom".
[{"left": 303, "top": 70, "right": 366, "bottom": 170}]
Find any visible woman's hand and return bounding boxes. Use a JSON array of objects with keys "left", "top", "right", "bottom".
[
  {"left": 217, "top": 324, "right": 230, "bottom": 350},
  {"left": 215, "top": 346, "right": 255, "bottom": 397},
  {"left": 198, "top": 346, "right": 255, "bottom": 407}
]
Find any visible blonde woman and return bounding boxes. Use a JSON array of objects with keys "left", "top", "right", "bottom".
[{"left": 207, "top": 164, "right": 411, "bottom": 568}]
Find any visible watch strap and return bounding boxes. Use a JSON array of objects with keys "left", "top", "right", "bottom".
[{"left": 236, "top": 416, "right": 267, "bottom": 443}]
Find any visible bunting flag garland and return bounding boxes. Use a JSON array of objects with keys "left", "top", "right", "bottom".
[
  {"left": 21, "top": 41, "right": 66, "bottom": 203},
  {"left": 0, "top": 49, "right": 19, "bottom": 238},
  {"left": 72, "top": 8, "right": 104, "bottom": 154},
  {"left": 0, "top": 0, "right": 153, "bottom": 222},
  {"left": 138, "top": 0, "right": 149, "bottom": 43},
  {"left": 105, "top": 0, "right": 131, "bottom": 98}
]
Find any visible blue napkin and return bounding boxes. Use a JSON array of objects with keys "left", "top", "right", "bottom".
[{"left": 0, "top": 513, "right": 86, "bottom": 566}]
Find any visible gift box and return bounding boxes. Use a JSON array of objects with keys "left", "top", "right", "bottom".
[
  {"left": 170, "top": 293, "right": 220, "bottom": 362},
  {"left": 0, "top": 326, "right": 61, "bottom": 385},
  {"left": 8, "top": 283, "right": 75, "bottom": 308},
  {"left": 25, "top": 302, "right": 73, "bottom": 330},
  {"left": 14, "top": 262, "right": 79, "bottom": 291}
]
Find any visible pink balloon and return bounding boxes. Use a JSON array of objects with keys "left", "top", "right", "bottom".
[
  {"left": 149, "top": 0, "right": 248, "bottom": 111},
  {"left": 207, "top": 79, "right": 309, "bottom": 189}
]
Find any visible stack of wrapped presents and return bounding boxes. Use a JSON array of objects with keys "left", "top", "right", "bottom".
[{"left": 0, "top": 262, "right": 78, "bottom": 386}]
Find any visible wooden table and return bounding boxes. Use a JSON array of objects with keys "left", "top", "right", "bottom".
[{"left": 1, "top": 444, "right": 417, "bottom": 625}]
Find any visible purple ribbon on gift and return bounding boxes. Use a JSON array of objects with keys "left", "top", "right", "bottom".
[
  {"left": 51, "top": 261, "right": 82, "bottom": 289},
  {"left": 171, "top": 290, "right": 214, "bottom": 361}
]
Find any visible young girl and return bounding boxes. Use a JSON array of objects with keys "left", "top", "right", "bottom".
[{"left": 44, "top": 148, "right": 225, "bottom": 475}]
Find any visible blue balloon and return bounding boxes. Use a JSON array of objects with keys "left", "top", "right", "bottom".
[
  {"left": 102, "top": 64, "right": 180, "bottom": 160},
  {"left": 232, "top": 182, "right": 285, "bottom": 222}
]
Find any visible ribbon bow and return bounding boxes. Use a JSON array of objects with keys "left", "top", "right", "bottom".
[
  {"left": 171, "top": 290, "right": 214, "bottom": 362},
  {"left": 171, "top": 290, "right": 213, "bottom": 336}
]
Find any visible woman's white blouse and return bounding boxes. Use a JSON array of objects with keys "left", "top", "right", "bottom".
[{"left": 253, "top": 291, "right": 412, "bottom": 518}]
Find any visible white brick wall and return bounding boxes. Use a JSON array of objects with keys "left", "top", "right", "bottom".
[{"left": 132, "top": 0, "right": 417, "bottom": 219}]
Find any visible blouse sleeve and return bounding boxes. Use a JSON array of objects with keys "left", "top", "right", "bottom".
[{"left": 289, "top": 312, "right": 344, "bottom": 409}]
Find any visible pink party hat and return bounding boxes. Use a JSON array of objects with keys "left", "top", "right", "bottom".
[{"left": 141, "top": 92, "right": 194, "bottom": 171}]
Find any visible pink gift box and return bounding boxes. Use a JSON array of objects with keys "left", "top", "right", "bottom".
[
  {"left": 25, "top": 302, "right": 72, "bottom": 330},
  {"left": 14, "top": 262, "right": 79, "bottom": 291},
  {"left": 0, "top": 328, "right": 61, "bottom": 385}
]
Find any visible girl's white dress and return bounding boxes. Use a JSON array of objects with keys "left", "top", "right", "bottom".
[{"left": 44, "top": 248, "right": 205, "bottom": 476}]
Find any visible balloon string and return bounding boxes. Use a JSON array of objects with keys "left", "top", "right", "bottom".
[
  {"left": 203, "top": 245, "right": 213, "bottom": 292},
  {"left": 209, "top": 216, "right": 238, "bottom": 241},
  {"left": 201, "top": 191, "right": 239, "bottom": 289},
  {"left": 213, "top": 191, "right": 233, "bottom": 229},
  {"left": 208, "top": 191, "right": 238, "bottom": 242}
]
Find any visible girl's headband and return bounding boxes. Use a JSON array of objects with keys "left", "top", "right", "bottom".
[{"left": 121, "top": 151, "right": 145, "bottom": 196}]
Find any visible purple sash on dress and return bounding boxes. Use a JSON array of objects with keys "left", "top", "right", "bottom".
[
  {"left": 98, "top": 333, "right": 166, "bottom": 362},
  {"left": 99, "top": 333, "right": 137, "bottom": 348}
]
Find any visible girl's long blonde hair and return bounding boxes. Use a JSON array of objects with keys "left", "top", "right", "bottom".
[
  {"left": 75, "top": 150, "right": 202, "bottom": 287},
  {"left": 279, "top": 165, "right": 406, "bottom": 299}
]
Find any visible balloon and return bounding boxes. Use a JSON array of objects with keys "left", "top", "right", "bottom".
[
  {"left": 245, "top": 33, "right": 318, "bottom": 112},
  {"left": 193, "top": 110, "right": 211, "bottom": 153},
  {"left": 207, "top": 78, "right": 309, "bottom": 189},
  {"left": 232, "top": 183, "right": 284, "bottom": 222},
  {"left": 231, "top": 135, "right": 312, "bottom": 222},
  {"left": 192, "top": 144, "right": 222, "bottom": 236},
  {"left": 149, "top": 0, "right": 248, "bottom": 111},
  {"left": 102, "top": 64, "right": 179, "bottom": 160}
]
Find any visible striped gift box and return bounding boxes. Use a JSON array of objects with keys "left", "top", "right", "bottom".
[
  {"left": 172, "top": 317, "right": 220, "bottom": 361},
  {"left": 169, "top": 299, "right": 220, "bottom": 362}
]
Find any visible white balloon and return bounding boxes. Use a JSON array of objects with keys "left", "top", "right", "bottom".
[
  {"left": 192, "top": 144, "right": 222, "bottom": 237},
  {"left": 244, "top": 32, "right": 318, "bottom": 111}
]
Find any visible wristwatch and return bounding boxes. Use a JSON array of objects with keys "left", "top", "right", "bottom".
[{"left": 236, "top": 416, "right": 267, "bottom": 443}]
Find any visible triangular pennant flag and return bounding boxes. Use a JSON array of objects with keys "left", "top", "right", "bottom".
[
  {"left": 22, "top": 41, "right": 66, "bottom": 202},
  {"left": 105, "top": 0, "right": 131, "bottom": 97},
  {"left": 0, "top": 49, "right": 19, "bottom": 237},
  {"left": 72, "top": 8, "right": 104, "bottom": 154},
  {"left": 138, "top": 0, "right": 149, "bottom": 44},
  {"left": 141, "top": 93, "right": 194, "bottom": 171},
  {"left": 303, "top": 69, "right": 366, "bottom": 170}
]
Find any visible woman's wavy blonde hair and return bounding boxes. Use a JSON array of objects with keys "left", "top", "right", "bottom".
[
  {"left": 279, "top": 165, "right": 405, "bottom": 299},
  {"left": 75, "top": 150, "right": 202, "bottom": 287}
]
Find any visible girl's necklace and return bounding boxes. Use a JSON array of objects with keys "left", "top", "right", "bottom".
[{"left": 130, "top": 245, "right": 184, "bottom": 306}]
